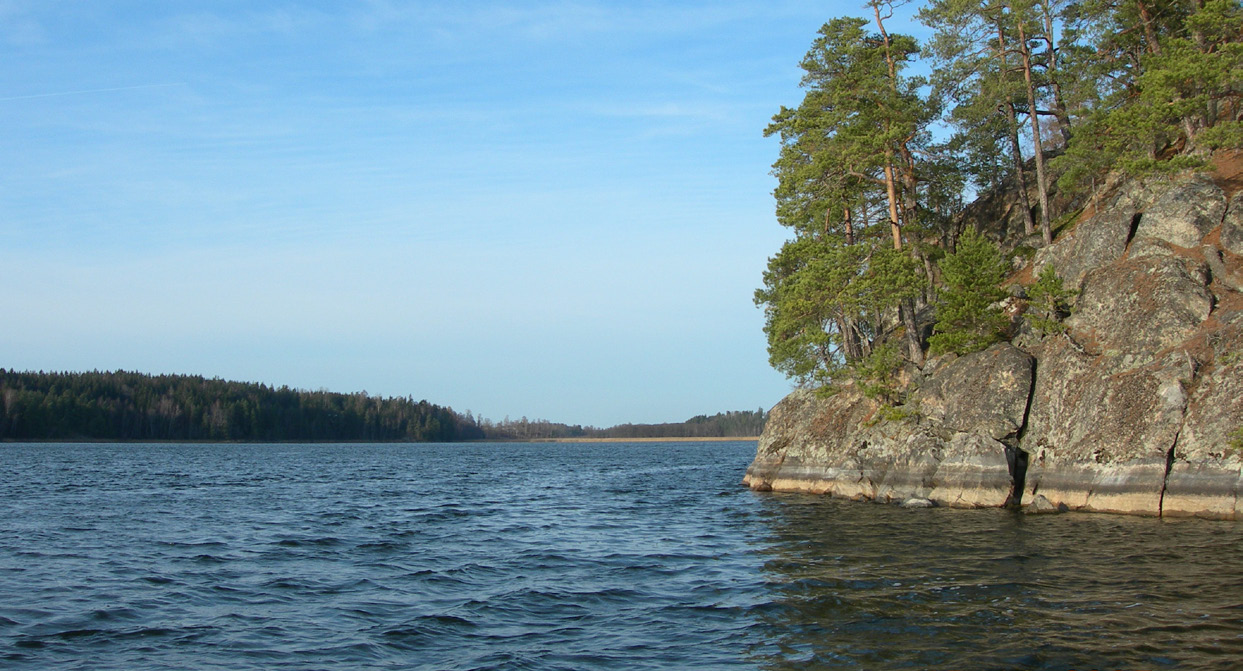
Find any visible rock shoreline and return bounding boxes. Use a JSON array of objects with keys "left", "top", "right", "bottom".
[{"left": 745, "top": 171, "right": 1243, "bottom": 520}]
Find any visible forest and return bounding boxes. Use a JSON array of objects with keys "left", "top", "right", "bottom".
[
  {"left": 476, "top": 409, "right": 768, "bottom": 441},
  {"left": 757, "top": 0, "right": 1240, "bottom": 390},
  {"left": 0, "top": 369, "right": 765, "bottom": 442},
  {"left": 0, "top": 369, "right": 484, "bottom": 442}
]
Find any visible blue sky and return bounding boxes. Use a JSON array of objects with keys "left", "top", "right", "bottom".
[{"left": 1, "top": 1, "right": 925, "bottom": 427}]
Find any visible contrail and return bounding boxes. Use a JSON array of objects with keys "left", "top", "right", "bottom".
[{"left": 0, "top": 82, "right": 186, "bottom": 102}]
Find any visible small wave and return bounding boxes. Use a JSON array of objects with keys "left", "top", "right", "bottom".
[
  {"left": 4, "top": 441, "right": 1242, "bottom": 671},
  {"left": 112, "top": 626, "right": 179, "bottom": 640},
  {"left": 89, "top": 608, "right": 140, "bottom": 621},
  {"left": 50, "top": 628, "right": 106, "bottom": 640},
  {"left": 158, "top": 540, "right": 227, "bottom": 548},
  {"left": 353, "top": 540, "right": 407, "bottom": 553},
  {"left": 380, "top": 614, "right": 479, "bottom": 648}
]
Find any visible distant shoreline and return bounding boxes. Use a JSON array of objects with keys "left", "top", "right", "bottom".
[
  {"left": 2, "top": 437, "right": 760, "bottom": 445},
  {"left": 539, "top": 436, "right": 759, "bottom": 443}
]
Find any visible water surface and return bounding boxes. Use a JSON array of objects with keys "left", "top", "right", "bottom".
[{"left": 1, "top": 442, "right": 1240, "bottom": 670}]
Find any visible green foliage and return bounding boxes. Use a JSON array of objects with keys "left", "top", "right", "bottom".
[
  {"left": 1056, "top": 0, "right": 1243, "bottom": 192},
  {"left": 757, "top": 238, "right": 925, "bottom": 387},
  {"left": 919, "top": 0, "right": 1041, "bottom": 192},
  {"left": 756, "top": 11, "right": 940, "bottom": 388},
  {"left": 483, "top": 409, "right": 770, "bottom": 440},
  {"left": 1229, "top": 427, "right": 1243, "bottom": 454},
  {"left": 878, "top": 402, "right": 919, "bottom": 423},
  {"left": 756, "top": 238, "right": 863, "bottom": 386},
  {"left": 764, "top": 17, "right": 933, "bottom": 238},
  {"left": 853, "top": 340, "right": 904, "bottom": 405},
  {"left": 1011, "top": 245, "right": 1038, "bottom": 262},
  {"left": 928, "top": 228, "right": 1009, "bottom": 355},
  {"left": 757, "top": 0, "right": 1242, "bottom": 385},
  {"left": 1195, "top": 122, "right": 1243, "bottom": 151},
  {"left": 0, "top": 369, "right": 770, "bottom": 442},
  {"left": 1027, "top": 264, "right": 1078, "bottom": 335}
]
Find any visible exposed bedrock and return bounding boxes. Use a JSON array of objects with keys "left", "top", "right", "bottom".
[
  {"left": 1033, "top": 179, "right": 1160, "bottom": 290},
  {"left": 1224, "top": 191, "right": 1243, "bottom": 257},
  {"left": 1021, "top": 340, "right": 1192, "bottom": 516},
  {"left": 744, "top": 344, "right": 1033, "bottom": 509},
  {"left": 748, "top": 170, "right": 1243, "bottom": 519},
  {"left": 1132, "top": 174, "right": 1228, "bottom": 249},
  {"left": 1163, "top": 311, "right": 1243, "bottom": 519}
]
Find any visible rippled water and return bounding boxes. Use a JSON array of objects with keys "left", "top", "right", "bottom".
[{"left": 2, "top": 442, "right": 1241, "bottom": 670}]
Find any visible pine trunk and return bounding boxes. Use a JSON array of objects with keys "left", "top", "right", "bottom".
[
  {"left": 1017, "top": 19, "right": 1053, "bottom": 244},
  {"left": 883, "top": 160, "right": 904, "bottom": 250},
  {"left": 1136, "top": 0, "right": 1163, "bottom": 56},
  {"left": 900, "top": 299, "right": 924, "bottom": 367},
  {"left": 1037, "top": 0, "right": 1072, "bottom": 145},
  {"left": 996, "top": 19, "right": 1037, "bottom": 237}
]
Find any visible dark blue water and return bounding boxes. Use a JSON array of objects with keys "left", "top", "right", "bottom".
[{"left": 2, "top": 442, "right": 1241, "bottom": 670}]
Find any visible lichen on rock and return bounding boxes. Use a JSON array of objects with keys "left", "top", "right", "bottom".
[
  {"left": 746, "top": 170, "right": 1243, "bottom": 520},
  {"left": 745, "top": 343, "right": 1034, "bottom": 509}
]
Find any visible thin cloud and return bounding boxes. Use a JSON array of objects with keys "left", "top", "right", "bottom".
[{"left": 0, "top": 82, "right": 186, "bottom": 103}]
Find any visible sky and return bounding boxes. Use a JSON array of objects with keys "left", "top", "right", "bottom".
[{"left": 0, "top": 1, "right": 927, "bottom": 428}]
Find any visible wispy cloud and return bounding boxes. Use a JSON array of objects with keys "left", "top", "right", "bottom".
[
  {"left": 1, "top": 0, "right": 827, "bottom": 423},
  {"left": 0, "top": 82, "right": 186, "bottom": 103}
]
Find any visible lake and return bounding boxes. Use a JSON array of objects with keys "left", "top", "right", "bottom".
[{"left": 2, "top": 441, "right": 1241, "bottom": 670}]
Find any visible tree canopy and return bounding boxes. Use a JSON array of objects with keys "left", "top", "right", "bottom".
[{"left": 758, "top": 0, "right": 1241, "bottom": 391}]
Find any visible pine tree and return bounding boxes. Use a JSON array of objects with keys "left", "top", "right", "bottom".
[
  {"left": 758, "top": 15, "right": 934, "bottom": 387},
  {"left": 1027, "top": 263, "right": 1077, "bottom": 334},
  {"left": 1056, "top": 0, "right": 1243, "bottom": 190},
  {"left": 928, "top": 228, "right": 1010, "bottom": 355}
]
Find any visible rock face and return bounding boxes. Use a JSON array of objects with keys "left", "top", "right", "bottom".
[
  {"left": 744, "top": 343, "right": 1033, "bottom": 509},
  {"left": 1223, "top": 192, "right": 1243, "bottom": 257},
  {"left": 747, "top": 169, "right": 1243, "bottom": 519},
  {"left": 1133, "top": 175, "right": 1228, "bottom": 249}
]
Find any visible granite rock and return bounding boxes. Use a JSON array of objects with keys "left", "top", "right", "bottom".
[
  {"left": 1222, "top": 191, "right": 1243, "bottom": 257},
  {"left": 744, "top": 346, "right": 1029, "bottom": 509},
  {"left": 1132, "top": 174, "right": 1227, "bottom": 249},
  {"left": 1066, "top": 254, "right": 1212, "bottom": 359},
  {"left": 747, "top": 168, "right": 1243, "bottom": 519}
]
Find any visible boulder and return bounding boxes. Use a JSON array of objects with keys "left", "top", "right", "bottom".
[
  {"left": 743, "top": 386, "right": 878, "bottom": 493},
  {"left": 915, "top": 343, "right": 1034, "bottom": 442},
  {"left": 1133, "top": 174, "right": 1227, "bottom": 249},
  {"left": 1033, "top": 181, "right": 1156, "bottom": 290},
  {"left": 1023, "top": 494, "right": 1068, "bottom": 514},
  {"left": 1067, "top": 254, "right": 1212, "bottom": 359},
  {"left": 745, "top": 350, "right": 1025, "bottom": 509},
  {"left": 746, "top": 169, "right": 1243, "bottom": 519}
]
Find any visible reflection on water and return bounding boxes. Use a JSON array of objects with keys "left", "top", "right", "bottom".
[{"left": 746, "top": 493, "right": 1243, "bottom": 670}]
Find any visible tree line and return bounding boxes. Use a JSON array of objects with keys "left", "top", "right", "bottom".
[
  {"left": 0, "top": 369, "right": 483, "bottom": 442},
  {"left": 0, "top": 369, "right": 766, "bottom": 442},
  {"left": 477, "top": 409, "right": 768, "bottom": 441},
  {"left": 758, "top": 0, "right": 1239, "bottom": 391}
]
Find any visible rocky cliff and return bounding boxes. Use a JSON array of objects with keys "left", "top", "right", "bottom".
[{"left": 745, "top": 163, "right": 1243, "bottom": 519}]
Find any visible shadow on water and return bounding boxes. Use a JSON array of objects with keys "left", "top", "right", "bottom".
[{"left": 744, "top": 493, "right": 1243, "bottom": 671}]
